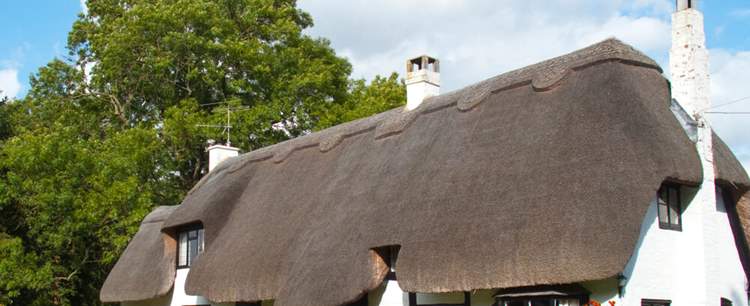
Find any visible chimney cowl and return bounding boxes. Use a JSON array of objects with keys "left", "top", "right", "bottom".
[{"left": 405, "top": 55, "right": 440, "bottom": 111}]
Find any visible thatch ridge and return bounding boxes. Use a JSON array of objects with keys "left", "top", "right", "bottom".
[
  {"left": 186, "top": 38, "right": 661, "bottom": 177},
  {"left": 100, "top": 206, "right": 178, "bottom": 302}
]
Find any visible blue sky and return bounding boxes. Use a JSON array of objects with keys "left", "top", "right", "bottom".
[{"left": 1, "top": 0, "right": 749, "bottom": 170}]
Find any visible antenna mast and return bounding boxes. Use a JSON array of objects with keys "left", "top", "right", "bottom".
[{"left": 196, "top": 107, "right": 234, "bottom": 146}]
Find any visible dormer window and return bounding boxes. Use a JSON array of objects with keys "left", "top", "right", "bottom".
[
  {"left": 177, "top": 226, "right": 204, "bottom": 268},
  {"left": 657, "top": 184, "right": 682, "bottom": 231}
]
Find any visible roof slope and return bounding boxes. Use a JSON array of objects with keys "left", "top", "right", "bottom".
[
  {"left": 100, "top": 206, "right": 177, "bottom": 302},
  {"left": 161, "top": 39, "right": 714, "bottom": 306},
  {"left": 101, "top": 39, "right": 750, "bottom": 305}
]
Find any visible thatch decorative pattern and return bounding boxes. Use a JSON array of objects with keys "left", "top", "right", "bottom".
[{"left": 100, "top": 206, "right": 177, "bottom": 302}]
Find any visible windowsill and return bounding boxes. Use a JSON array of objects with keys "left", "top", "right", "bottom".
[{"left": 658, "top": 223, "right": 682, "bottom": 231}]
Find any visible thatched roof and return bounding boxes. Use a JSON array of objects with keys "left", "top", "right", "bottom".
[
  {"left": 100, "top": 206, "right": 177, "bottom": 302},
  {"left": 101, "top": 39, "right": 750, "bottom": 305}
]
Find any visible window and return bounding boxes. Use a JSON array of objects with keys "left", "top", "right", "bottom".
[
  {"left": 721, "top": 298, "right": 732, "bottom": 306},
  {"left": 498, "top": 298, "right": 582, "bottom": 306},
  {"left": 177, "top": 227, "right": 204, "bottom": 268},
  {"left": 657, "top": 184, "right": 682, "bottom": 231},
  {"left": 641, "top": 299, "right": 671, "bottom": 306},
  {"left": 495, "top": 285, "right": 589, "bottom": 306},
  {"left": 409, "top": 292, "right": 470, "bottom": 306}
]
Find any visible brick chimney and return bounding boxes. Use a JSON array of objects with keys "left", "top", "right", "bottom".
[{"left": 405, "top": 55, "right": 440, "bottom": 110}]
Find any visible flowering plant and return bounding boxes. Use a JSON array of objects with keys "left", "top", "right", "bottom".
[{"left": 585, "top": 300, "right": 616, "bottom": 306}]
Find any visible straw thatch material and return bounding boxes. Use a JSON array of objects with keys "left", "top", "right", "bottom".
[
  {"left": 100, "top": 206, "right": 177, "bottom": 302},
  {"left": 101, "top": 39, "right": 750, "bottom": 305},
  {"left": 158, "top": 39, "right": 718, "bottom": 306}
]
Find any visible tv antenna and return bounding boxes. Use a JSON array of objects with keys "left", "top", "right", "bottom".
[{"left": 196, "top": 107, "right": 234, "bottom": 146}]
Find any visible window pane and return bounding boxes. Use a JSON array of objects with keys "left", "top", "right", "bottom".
[
  {"left": 557, "top": 299, "right": 580, "bottom": 306},
  {"left": 178, "top": 232, "right": 188, "bottom": 266},
  {"left": 668, "top": 187, "right": 680, "bottom": 225},
  {"left": 658, "top": 203, "right": 669, "bottom": 224},
  {"left": 198, "top": 229, "right": 204, "bottom": 253},
  {"left": 531, "top": 300, "right": 552, "bottom": 306},
  {"left": 188, "top": 229, "right": 198, "bottom": 239},
  {"left": 188, "top": 235, "right": 199, "bottom": 266}
]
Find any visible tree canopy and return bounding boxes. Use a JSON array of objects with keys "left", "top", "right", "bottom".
[{"left": 0, "top": 0, "right": 405, "bottom": 304}]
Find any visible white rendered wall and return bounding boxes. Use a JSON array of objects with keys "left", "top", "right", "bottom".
[
  {"left": 585, "top": 189, "right": 747, "bottom": 306},
  {"left": 170, "top": 268, "right": 212, "bottom": 306}
]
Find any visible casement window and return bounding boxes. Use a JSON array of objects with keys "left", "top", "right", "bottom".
[
  {"left": 721, "top": 298, "right": 732, "bottom": 306},
  {"left": 641, "top": 299, "right": 671, "bottom": 306},
  {"left": 409, "top": 292, "right": 470, "bottom": 306},
  {"left": 497, "top": 298, "right": 583, "bottom": 306},
  {"left": 494, "top": 285, "right": 589, "bottom": 306},
  {"left": 657, "top": 184, "right": 682, "bottom": 231},
  {"left": 177, "top": 227, "right": 204, "bottom": 268}
]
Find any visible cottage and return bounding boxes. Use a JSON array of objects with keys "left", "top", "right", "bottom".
[{"left": 101, "top": 2, "right": 750, "bottom": 306}]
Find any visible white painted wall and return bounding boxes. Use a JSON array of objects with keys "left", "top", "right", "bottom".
[
  {"left": 171, "top": 268, "right": 212, "bottom": 306},
  {"left": 584, "top": 188, "right": 747, "bottom": 306}
]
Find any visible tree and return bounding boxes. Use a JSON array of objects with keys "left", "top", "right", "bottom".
[
  {"left": 0, "top": 0, "right": 405, "bottom": 304},
  {"left": 69, "top": 0, "right": 353, "bottom": 190}
]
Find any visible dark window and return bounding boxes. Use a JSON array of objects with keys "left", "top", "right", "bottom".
[
  {"left": 721, "top": 298, "right": 732, "bottom": 306},
  {"left": 177, "top": 227, "right": 204, "bottom": 268},
  {"left": 642, "top": 299, "right": 671, "bottom": 306},
  {"left": 657, "top": 184, "right": 682, "bottom": 231},
  {"left": 498, "top": 298, "right": 583, "bottom": 306},
  {"left": 409, "top": 292, "right": 470, "bottom": 306}
]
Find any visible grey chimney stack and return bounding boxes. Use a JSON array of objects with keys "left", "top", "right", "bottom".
[{"left": 405, "top": 55, "right": 440, "bottom": 111}]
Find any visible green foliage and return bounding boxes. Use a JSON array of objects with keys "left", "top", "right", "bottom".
[
  {"left": 0, "top": 0, "right": 405, "bottom": 304},
  {"left": 317, "top": 73, "right": 405, "bottom": 129}
]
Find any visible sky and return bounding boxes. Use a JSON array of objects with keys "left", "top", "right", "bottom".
[{"left": 0, "top": 0, "right": 748, "bottom": 170}]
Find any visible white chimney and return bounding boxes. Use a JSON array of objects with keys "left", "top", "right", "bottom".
[
  {"left": 405, "top": 55, "right": 440, "bottom": 110},
  {"left": 670, "top": 0, "right": 709, "bottom": 117},
  {"left": 668, "top": 2, "right": 720, "bottom": 305},
  {"left": 206, "top": 142, "right": 239, "bottom": 172}
]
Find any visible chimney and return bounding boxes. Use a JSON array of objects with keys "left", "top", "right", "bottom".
[
  {"left": 668, "top": 2, "right": 719, "bottom": 304},
  {"left": 206, "top": 141, "right": 240, "bottom": 172},
  {"left": 676, "top": 0, "right": 696, "bottom": 11},
  {"left": 405, "top": 55, "right": 440, "bottom": 110},
  {"left": 670, "top": 0, "right": 709, "bottom": 117}
]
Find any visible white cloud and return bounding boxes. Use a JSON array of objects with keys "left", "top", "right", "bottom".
[
  {"left": 300, "top": 0, "right": 671, "bottom": 91},
  {"left": 730, "top": 9, "right": 750, "bottom": 18},
  {"left": 80, "top": 0, "right": 88, "bottom": 14},
  {"left": 0, "top": 69, "right": 21, "bottom": 99},
  {"left": 299, "top": 0, "right": 748, "bottom": 172},
  {"left": 708, "top": 49, "right": 750, "bottom": 171}
]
